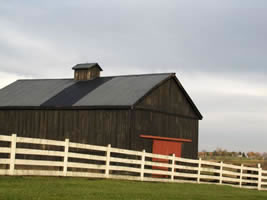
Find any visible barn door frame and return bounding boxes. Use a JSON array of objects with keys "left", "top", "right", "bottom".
[{"left": 140, "top": 134, "right": 192, "bottom": 157}]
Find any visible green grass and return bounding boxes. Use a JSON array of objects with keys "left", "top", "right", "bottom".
[{"left": 0, "top": 177, "right": 267, "bottom": 200}]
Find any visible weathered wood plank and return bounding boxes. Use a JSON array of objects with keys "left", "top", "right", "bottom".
[
  {"left": 0, "top": 147, "right": 10, "bottom": 154},
  {"left": 199, "top": 175, "right": 220, "bottom": 180},
  {"left": 69, "top": 142, "right": 107, "bottom": 152},
  {"left": 66, "top": 171, "right": 105, "bottom": 178},
  {"left": 68, "top": 162, "right": 106, "bottom": 170},
  {"left": 144, "top": 169, "right": 173, "bottom": 176},
  {"left": 145, "top": 161, "right": 172, "bottom": 168},
  {"left": 0, "top": 169, "right": 9, "bottom": 175},
  {"left": 222, "top": 177, "right": 240, "bottom": 183},
  {"left": 0, "top": 135, "right": 11, "bottom": 142},
  {"left": 223, "top": 163, "right": 242, "bottom": 170},
  {"left": 0, "top": 159, "right": 10, "bottom": 164},
  {"left": 16, "top": 137, "right": 65, "bottom": 147},
  {"left": 201, "top": 160, "right": 221, "bottom": 167},
  {"left": 145, "top": 152, "right": 172, "bottom": 160},
  {"left": 14, "top": 170, "right": 62, "bottom": 177},
  {"left": 242, "top": 173, "right": 260, "bottom": 178},
  {"left": 201, "top": 167, "right": 221, "bottom": 174},
  {"left": 175, "top": 157, "right": 200, "bottom": 164},
  {"left": 111, "top": 147, "right": 143, "bottom": 156},
  {"left": 173, "top": 172, "right": 198, "bottom": 178},
  {"left": 68, "top": 152, "right": 106, "bottom": 162},
  {"left": 222, "top": 170, "right": 240, "bottom": 176},
  {"left": 16, "top": 148, "right": 64, "bottom": 157},
  {"left": 110, "top": 157, "right": 142, "bottom": 165},
  {"left": 109, "top": 166, "right": 140, "bottom": 173},
  {"left": 175, "top": 165, "right": 199, "bottom": 171},
  {"left": 242, "top": 166, "right": 259, "bottom": 171},
  {"left": 15, "top": 159, "right": 64, "bottom": 167},
  {"left": 241, "top": 179, "right": 259, "bottom": 184},
  {"left": 108, "top": 174, "right": 141, "bottom": 181}
]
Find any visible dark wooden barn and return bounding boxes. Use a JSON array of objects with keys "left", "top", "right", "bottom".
[{"left": 0, "top": 63, "right": 203, "bottom": 159}]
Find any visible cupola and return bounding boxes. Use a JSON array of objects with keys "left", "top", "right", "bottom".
[{"left": 72, "top": 63, "right": 103, "bottom": 81}]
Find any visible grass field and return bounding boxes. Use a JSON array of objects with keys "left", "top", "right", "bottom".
[{"left": 0, "top": 177, "right": 267, "bottom": 200}]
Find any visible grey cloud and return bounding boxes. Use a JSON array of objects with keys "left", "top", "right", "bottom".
[
  {"left": 197, "top": 93, "right": 267, "bottom": 152},
  {"left": 1, "top": 0, "right": 267, "bottom": 76},
  {"left": 197, "top": 94, "right": 267, "bottom": 113}
]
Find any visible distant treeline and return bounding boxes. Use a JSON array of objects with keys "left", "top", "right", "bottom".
[{"left": 199, "top": 148, "right": 267, "bottom": 160}]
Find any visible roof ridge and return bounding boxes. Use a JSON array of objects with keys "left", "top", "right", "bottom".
[
  {"left": 17, "top": 78, "right": 74, "bottom": 81},
  {"left": 16, "top": 73, "right": 175, "bottom": 81},
  {"left": 103, "top": 72, "right": 175, "bottom": 78}
]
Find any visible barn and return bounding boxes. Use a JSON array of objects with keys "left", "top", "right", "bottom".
[{"left": 0, "top": 63, "right": 202, "bottom": 159}]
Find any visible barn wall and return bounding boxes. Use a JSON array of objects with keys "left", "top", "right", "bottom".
[
  {"left": 136, "top": 78, "right": 198, "bottom": 118},
  {"left": 0, "top": 110, "right": 131, "bottom": 149},
  {"left": 132, "top": 110, "right": 198, "bottom": 159},
  {"left": 134, "top": 78, "right": 200, "bottom": 159}
]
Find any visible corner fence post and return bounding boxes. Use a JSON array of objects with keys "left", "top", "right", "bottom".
[
  {"left": 258, "top": 164, "right": 262, "bottom": 190},
  {"left": 105, "top": 144, "right": 111, "bottom": 178},
  {"left": 219, "top": 161, "right": 223, "bottom": 184},
  {"left": 9, "top": 134, "right": 17, "bottom": 176},
  {"left": 63, "top": 138, "right": 69, "bottom": 177},
  {"left": 197, "top": 158, "right": 202, "bottom": 183},
  {"left": 171, "top": 154, "right": 175, "bottom": 181},
  {"left": 140, "top": 150, "right": 146, "bottom": 181},
  {"left": 240, "top": 164, "right": 244, "bottom": 187}
]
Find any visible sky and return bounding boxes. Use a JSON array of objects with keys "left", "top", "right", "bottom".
[{"left": 0, "top": 0, "right": 266, "bottom": 152}]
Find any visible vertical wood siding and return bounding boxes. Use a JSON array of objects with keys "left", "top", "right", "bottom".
[
  {"left": 132, "top": 110, "right": 198, "bottom": 159},
  {"left": 134, "top": 78, "right": 200, "bottom": 159},
  {"left": 136, "top": 78, "right": 198, "bottom": 118},
  {"left": 0, "top": 110, "right": 130, "bottom": 149},
  {"left": 74, "top": 67, "right": 100, "bottom": 81}
]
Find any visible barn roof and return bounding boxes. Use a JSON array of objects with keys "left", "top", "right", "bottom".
[
  {"left": 0, "top": 73, "right": 202, "bottom": 119},
  {"left": 0, "top": 73, "right": 170, "bottom": 107}
]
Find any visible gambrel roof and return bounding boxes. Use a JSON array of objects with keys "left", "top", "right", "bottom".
[{"left": 0, "top": 73, "right": 203, "bottom": 119}]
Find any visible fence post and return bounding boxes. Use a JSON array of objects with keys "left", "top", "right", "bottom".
[
  {"left": 63, "top": 138, "right": 69, "bottom": 177},
  {"left": 171, "top": 154, "right": 175, "bottom": 181},
  {"left": 240, "top": 164, "right": 243, "bottom": 187},
  {"left": 140, "top": 150, "right": 146, "bottom": 181},
  {"left": 197, "top": 158, "right": 202, "bottom": 183},
  {"left": 9, "top": 134, "right": 17, "bottom": 176},
  {"left": 105, "top": 144, "right": 111, "bottom": 178},
  {"left": 258, "top": 164, "right": 262, "bottom": 190},
  {"left": 219, "top": 161, "right": 223, "bottom": 184}
]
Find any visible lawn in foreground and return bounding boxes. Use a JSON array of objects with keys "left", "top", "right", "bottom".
[{"left": 0, "top": 177, "right": 267, "bottom": 200}]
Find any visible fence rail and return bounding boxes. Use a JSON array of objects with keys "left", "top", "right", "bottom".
[{"left": 0, "top": 134, "right": 266, "bottom": 191}]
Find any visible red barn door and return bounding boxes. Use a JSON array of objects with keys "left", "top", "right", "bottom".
[
  {"left": 140, "top": 135, "right": 192, "bottom": 177},
  {"left": 152, "top": 140, "right": 182, "bottom": 157},
  {"left": 152, "top": 140, "right": 182, "bottom": 176},
  {"left": 140, "top": 134, "right": 191, "bottom": 157}
]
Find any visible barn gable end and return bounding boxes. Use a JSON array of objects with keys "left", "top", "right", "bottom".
[
  {"left": 131, "top": 76, "right": 201, "bottom": 159},
  {"left": 134, "top": 76, "right": 202, "bottom": 119}
]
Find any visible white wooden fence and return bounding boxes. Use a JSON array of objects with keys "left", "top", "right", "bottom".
[{"left": 0, "top": 134, "right": 266, "bottom": 191}]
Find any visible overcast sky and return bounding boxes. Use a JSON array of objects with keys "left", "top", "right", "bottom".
[{"left": 0, "top": 0, "right": 266, "bottom": 152}]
